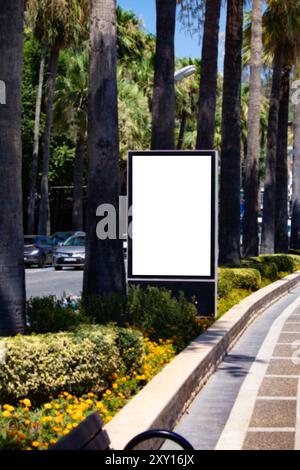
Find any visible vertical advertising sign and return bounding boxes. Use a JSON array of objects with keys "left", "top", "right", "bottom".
[{"left": 127, "top": 151, "right": 218, "bottom": 317}]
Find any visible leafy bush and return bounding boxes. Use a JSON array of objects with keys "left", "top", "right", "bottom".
[
  {"left": 0, "top": 325, "right": 144, "bottom": 405},
  {"left": 218, "top": 267, "right": 261, "bottom": 296},
  {"left": 26, "top": 296, "right": 87, "bottom": 334},
  {"left": 78, "top": 293, "right": 128, "bottom": 326},
  {"left": 241, "top": 258, "right": 278, "bottom": 282},
  {"left": 258, "top": 254, "right": 295, "bottom": 274},
  {"left": 116, "top": 328, "right": 145, "bottom": 371},
  {"left": 127, "top": 286, "right": 207, "bottom": 351}
]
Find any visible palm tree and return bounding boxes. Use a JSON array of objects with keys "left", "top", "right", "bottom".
[
  {"left": 27, "top": 44, "right": 46, "bottom": 234},
  {"left": 54, "top": 50, "right": 88, "bottom": 231},
  {"left": 219, "top": 0, "right": 244, "bottom": 265},
  {"left": 196, "top": 0, "right": 221, "bottom": 150},
  {"left": 0, "top": 0, "right": 26, "bottom": 335},
  {"left": 151, "top": 0, "right": 177, "bottom": 150},
  {"left": 27, "top": 0, "right": 89, "bottom": 235},
  {"left": 243, "top": 0, "right": 263, "bottom": 257},
  {"left": 261, "top": 0, "right": 300, "bottom": 253},
  {"left": 83, "top": 0, "right": 125, "bottom": 298},
  {"left": 274, "top": 65, "right": 290, "bottom": 253}
]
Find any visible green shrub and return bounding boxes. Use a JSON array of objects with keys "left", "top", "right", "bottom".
[
  {"left": 79, "top": 293, "right": 128, "bottom": 325},
  {"left": 26, "top": 296, "right": 86, "bottom": 333},
  {"left": 258, "top": 254, "right": 295, "bottom": 274},
  {"left": 116, "top": 327, "right": 145, "bottom": 371},
  {"left": 127, "top": 286, "right": 203, "bottom": 351},
  {"left": 241, "top": 258, "right": 278, "bottom": 282},
  {"left": 0, "top": 325, "right": 144, "bottom": 405},
  {"left": 218, "top": 267, "right": 261, "bottom": 295}
]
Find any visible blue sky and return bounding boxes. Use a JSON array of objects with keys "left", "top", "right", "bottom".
[{"left": 117, "top": 0, "right": 227, "bottom": 70}]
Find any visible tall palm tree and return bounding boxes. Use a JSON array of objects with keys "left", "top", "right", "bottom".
[
  {"left": 196, "top": 0, "right": 221, "bottom": 150},
  {"left": 27, "top": 44, "right": 46, "bottom": 234},
  {"left": 54, "top": 50, "right": 89, "bottom": 231},
  {"left": 27, "top": 0, "right": 89, "bottom": 235},
  {"left": 0, "top": 0, "right": 26, "bottom": 335},
  {"left": 83, "top": 0, "right": 125, "bottom": 298},
  {"left": 261, "top": 0, "right": 300, "bottom": 253},
  {"left": 275, "top": 65, "right": 290, "bottom": 253},
  {"left": 151, "top": 0, "right": 177, "bottom": 150},
  {"left": 219, "top": 0, "right": 244, "bottom": 265},
  {"left": 243, "top": 0, "right": 263, "bottom": 257}
]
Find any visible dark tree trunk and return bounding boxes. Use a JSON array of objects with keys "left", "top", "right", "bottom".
[
  {"left": 291, "top": 66, "right": 300, "bottom": 249},
  {"left": 275, "top": 67, "right": 290, "bottom": 253},
  {"left": 72, "top": 130, "right": 85, "bottom": 231},
  {"left": 261, "top": 44, "right": 284, "bottom": 254},
  {"left": 38, "top": 47, "right": 59, "bottom": 235},
  {"left": 196, "top": 0, "right": 221, "bottom": 150},
  {"left": 83, "top": 0, "right": 125, "bottom": 298},
  {"left": 151, "top": 0, "right": 176, "bottom": 150},
  {"left": 27, "top": 45, "right": 46, "bottom": 234},
  {"left": 0, "top": 0, "right": 26, "bottom": 336},
  {"left": 177, "top": 109, "right": 187, "bottom": 150},
  {"left": 243, "top": 0, "right": 262, "bottom": 257},
  {"left": 219, "top": 0, "right": 243, "bottom": 266}
]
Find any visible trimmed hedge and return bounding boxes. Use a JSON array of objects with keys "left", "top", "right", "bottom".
[
  {"left": 218, "top": 267, "right": 261, "bottom": 298},
  {"left": 0, "top": 325, "right": 144, "bottom": 404}
]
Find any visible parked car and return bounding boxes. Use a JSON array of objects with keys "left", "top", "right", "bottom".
[
  {"left": 24, "top": 235, "right": 53, "bottom": 268},
  {"left": 51, "top": 231, "right": 85, "bottom": 246},
  {"left": 53, "top": 234, "right": 85, "bottom": 270}
]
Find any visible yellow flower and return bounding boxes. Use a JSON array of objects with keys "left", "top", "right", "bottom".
[
  {"left": 87, "top": 392, "right": 95, "bottom": 398},
  {"left": 24, "top": 419, "right": 30, "bottom": 425},
  {"left": 112, "top": 383, "right": 118, "bottom": 390},
  {"left": 23, "top": 407, "right": 29, "bottom": 412},
  {"left": 66, "top": 407, "right": 73, "bottom": 415},
  {"left": 96, "top": 401, "right": 103, "bottom": 409},
  {"left": 106, "top": 390, "right": 112, "bottom": 396},
  {"left": 23, "top": 398, "right": 31, "bottom": 407},
  {"left": 67, "top": 423, "right": 73, "bottom": 430},
  {"left": 32, "top": 441, "right": 40, "bottom": 448},
  {"left": 50, "top": 439, "right": 57, "bottom": 445},
  {"left": 72, "top": 422, "right": 78, "bottom": 428},
  {"left": 44, "top": 403, "right": 52, "bottom": 410},
  {"left": 63, "top": 429, "right": 69, "bottom": 436},
  {"left": 54, "top": 416, "right": 63, "bottom": 424},
  {"left": 2, "top": 410, "right": 11, "bottom": 418},
  {"left": 86, "top": 399, "right": 93, "bottom": 405},
  {"left": 54, "top": 404, "right": 60, "bottom": 409},
  {"left": 112, "top": 373, "right": 118, "bottom": 379},
  {"left": 53, "top": 426, "right": 61, "bottom": 433},
  {"left": 41, "top": 416, "right": 52, "bottom": 423},
  {"left": 118, "top": 393, "right": 125, "bottom": 399},
  {"left": 121, "top": 377, "right": 127, "bottom": 383},
  {"left": 3, "top": 404, "right": 15, "bottom": 412}
]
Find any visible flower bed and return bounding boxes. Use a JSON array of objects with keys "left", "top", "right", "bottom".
[{"left": 0, "top": 338, "right": 175, "bottom": 450}]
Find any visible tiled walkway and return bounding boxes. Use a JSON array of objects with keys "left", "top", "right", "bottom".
[{"left": 165, "top": 286, "right": 300, "bottom": 450}]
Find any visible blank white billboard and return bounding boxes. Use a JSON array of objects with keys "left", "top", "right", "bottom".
[{"left": 130, "top": 153, "right": 213, "bottom": 277}]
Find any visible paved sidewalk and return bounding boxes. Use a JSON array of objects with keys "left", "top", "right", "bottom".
[{"left": 164, "top": 286, "right": 300, "bottom": 450}]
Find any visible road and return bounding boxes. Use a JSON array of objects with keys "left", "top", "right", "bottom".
[{"left": 25, "top": 267, "right": 83, "bottom": 298}]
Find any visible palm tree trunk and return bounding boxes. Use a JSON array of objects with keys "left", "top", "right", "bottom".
[
  {"left": 291, "top": 66, "right": 300, "bottom": 249},
  {"left": 0, "top": 0, "right": 26, "bottom": 336},
  {"left": 151, "top": 0, "right": 176, "bottom": 150},
  {"left": 38, "top": 46, "right": 59, "bottom": 235},
  {"left": 83, "top": 0, "right": 125, "bottom": 298},
  {"left": 27, "top": 44, "right": 46, "bottom": 234},
  {"left": 196, "top": 0, "right": 221, "bottom": 150},
  {"left": 219, "top": 0, "right": 244, "bottom": 266},
  {"left": 72, "top": 130, "right": 85, "bottom": 231},
  {"left": 243, "top": 0, "right": 262, "bottom": 257},
  {"left": 260, "top": 44, "right": 284, "bottom": 254},
  {"left": 177, "top": 109, "right": 187, "bottom": 150},
  {"left": 275, "top": 67, "right": 290, "bottom": 253}
]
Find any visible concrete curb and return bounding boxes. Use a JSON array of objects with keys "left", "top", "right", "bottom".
[{"left": 104, "top": 271, "right": 300, "bottom": 450}]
